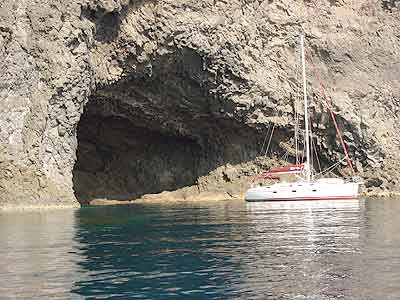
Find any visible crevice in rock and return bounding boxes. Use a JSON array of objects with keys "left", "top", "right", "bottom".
[{"left": 81, "top": 5, "right": 127, "bottom": 42}]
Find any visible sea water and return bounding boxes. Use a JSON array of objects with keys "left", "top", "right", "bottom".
[{"left": 1, "top": 198, "right": 399, "bottom": 300}]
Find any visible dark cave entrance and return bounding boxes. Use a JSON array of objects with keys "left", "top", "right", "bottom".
[
  {"left": 73, "top": 103, "right": 203, "bottom": 204},
  {"left": 72, "top": 49, "right": 269, "bottom": 204},
  {"left": 72, "top": 94, "right": 264, "bottom": 205}
]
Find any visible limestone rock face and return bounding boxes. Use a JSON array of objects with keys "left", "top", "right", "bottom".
[{"left": 0, "top": 0, "right": 399, "bottom": 207}]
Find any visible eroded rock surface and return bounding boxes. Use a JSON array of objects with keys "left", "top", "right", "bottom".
[{"left": 0, "top": 0, "right": 399, "bottom": 207}]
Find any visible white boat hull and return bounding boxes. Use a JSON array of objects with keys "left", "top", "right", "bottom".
[{"left": 245, "top": 179, "right": 360, "bottom": 202}]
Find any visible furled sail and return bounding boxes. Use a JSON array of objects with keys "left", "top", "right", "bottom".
[{"left": 255, "top": 164, "right": 305, "bottom": 180}]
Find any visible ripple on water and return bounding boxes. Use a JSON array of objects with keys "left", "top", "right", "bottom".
[{"left": 1, "top": 199, "right": 400, "bottom": 299}]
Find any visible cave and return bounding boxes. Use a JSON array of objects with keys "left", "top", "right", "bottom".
[
  {"left": 73, "top": 112, "right": 203, "bottom": 203},
  {"left": 72, "top": 49, "right": 265, "bottom": 204}
]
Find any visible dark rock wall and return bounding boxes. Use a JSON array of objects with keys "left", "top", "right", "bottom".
[
  {"left": 74, "top": 114, "right": 202, "bottom": 203},
  {"left": 0, "top": 0, "right": 399, "bottom": 207}
]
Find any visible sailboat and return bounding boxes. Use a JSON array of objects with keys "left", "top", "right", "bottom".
[{"left": 245, "top": 34, "right": 362, "bottom": 202}]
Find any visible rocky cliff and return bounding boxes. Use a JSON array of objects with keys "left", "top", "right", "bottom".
[{"left": 0, "top": 0, "right": 399, "bottom": 208}]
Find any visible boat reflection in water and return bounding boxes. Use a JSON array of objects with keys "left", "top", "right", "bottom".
[
  {"left": 241, "top": 199, "right": 365, "bottom": 299},
  {"left": 247, "top": 199, "right": 362, "bottom": 211}
]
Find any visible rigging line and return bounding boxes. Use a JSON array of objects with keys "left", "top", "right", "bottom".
[
  {"left": 260, "top": 108, "right": 279, "bottom": 156},
  {"left": 265, "top": 123, "right": 276, "bottom": 157},
  {"left": 311, "top": 135, "right": 322, "bottom": 173},
  {"left": 278, "top": 150, "right": 289, "bottom": 161},
  {"left": 310, "top": 124, "right": 314, "bottom": 178},
  {"left": 260, "top": 122, "right": 272, "bottom": 156},
  {"left": 293, "top": 40, "right": 303, "bottom": 166},
  {"left": 294, "top": 127, "right": 298, "bottom": 165},
  {"left": 301, "top": 134, "right": 306, "bottom": 165},
  {"left": 294, "top": 53, "right": 301, "bottom": 165},
  {"left": 306, "top": 50, "right": 356, "bottom": 175},
  {"left": 305, "top": 64, "right": 326, "bottom": 177},
  {"left": 316, "top": 158, "right": 346, "bottom": 177},
  {"left": 315, "top": 166, "right": 336, "bottom": 178},
  {"left": 315, "top": 94, "right": 341, "bottom": 114},
  {"left": 293, "top": 107, "right": 298, "bottom": 164},
  {"left": 318, "top": 164, "right": 341, "bottom": 178},
  {"left": 294, "top": 103, "right": 299, "bottom": 164}
]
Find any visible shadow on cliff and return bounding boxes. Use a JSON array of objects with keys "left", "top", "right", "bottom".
[
  {"left": 72, "top": 114, "right": 266, "bottom": 204},
  {"left": 72, "top": 48, "right": 291, "bottom": 204}
]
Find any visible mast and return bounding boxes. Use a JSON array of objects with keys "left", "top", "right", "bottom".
[{"left": 300, "top": 34, "right": 311, "bottom": 182}]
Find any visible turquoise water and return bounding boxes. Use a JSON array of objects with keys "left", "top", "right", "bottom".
[{"left": 1, "top": 199, "right": 400, "bottom": 299}]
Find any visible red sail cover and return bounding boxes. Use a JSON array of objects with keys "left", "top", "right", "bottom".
[
  {"left": 266, "top": 164, "right": 305, "bottom": 174},
  {"left": 253, "top": 164, "right": 305, "bottom": 181}
]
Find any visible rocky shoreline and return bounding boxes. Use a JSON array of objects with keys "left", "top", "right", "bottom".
[
  {"left": 0, "top": 203, "right": 80, "bottom": 212},
  {"left": 1, "top": 188, "right": 399, "bottom": 211},
  {"left": 88, "top": 189, "right": 400, "bottom": 207}
]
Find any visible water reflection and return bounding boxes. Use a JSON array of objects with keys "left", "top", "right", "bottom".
[
  {"left": 72, "top": 204, "right": 240, "bottom": 299},
  {"left": 0, "top": 209, "right": 84, "bottom": 300},
  {"left": 241, "top": 200, "right": 364, "bottom": 299},
  {"left": 0, "top": 199, "right": 399, "bottom": 300},
  {"left": 358, "top": 199, "right": 400, "bottom": 300}
]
